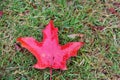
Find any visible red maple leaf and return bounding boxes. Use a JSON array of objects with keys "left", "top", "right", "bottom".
[{"left": 17, "top": 20, "right": 84, "bottom": 79}]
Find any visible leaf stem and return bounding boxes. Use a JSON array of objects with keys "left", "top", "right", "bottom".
[{"left": 50, "top": 68, "right": 52, "bottom": 80}]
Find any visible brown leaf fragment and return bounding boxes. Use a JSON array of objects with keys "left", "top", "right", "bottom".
[
  {"left": 111, "top": 75, "right": 120, "bottom": 80},
  {"left": 105, "top": 44, "right": 110, "bottom": 51},
  {"left": 23, "top": 10, "right": 30, "bottom": 15},
  {"left": 30, "top": 2, "right": 37, "bottom": 9},
  {"left": 90, "top": 26, "right": 105, "bottom": 31},
  {"left": 101, "top": 68, "right": 108, "bottom": 75},
  {"left": 114, "top": 75, "right": 120, "bottom": 78},
  {"left": 113, "top": 2, "right": 120, "bottom": 7},
  {"left": 14, "top": 43, "right": 25, "bottom": 52},
  {"left": 19, "top": 10, "right": 30, "bottom": 16}
]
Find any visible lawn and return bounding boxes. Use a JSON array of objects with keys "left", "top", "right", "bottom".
[{"left": 0, "top": 0, "right": 120, "bottom": 80}]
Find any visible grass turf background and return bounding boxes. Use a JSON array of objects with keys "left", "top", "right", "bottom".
[{"left": 0, "top": 0, "right": 120, "bottom": 80}]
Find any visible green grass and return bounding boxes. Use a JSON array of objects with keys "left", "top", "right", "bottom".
[{"left": 0, "top": 0, "right": 120, "bottom": 80}]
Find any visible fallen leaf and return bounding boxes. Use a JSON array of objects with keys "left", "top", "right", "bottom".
[
  {"left": 0, "top": 11, "right": 3, "bottom": 17},
  {"left": 17, "top": 20, "right": 84, "bottom": 70},
  {"left": 17, "top": 20, "right": 84, "bottom": 80},
  {"left": 108, "top": 8, "right": 117, "bottom": 14}
]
